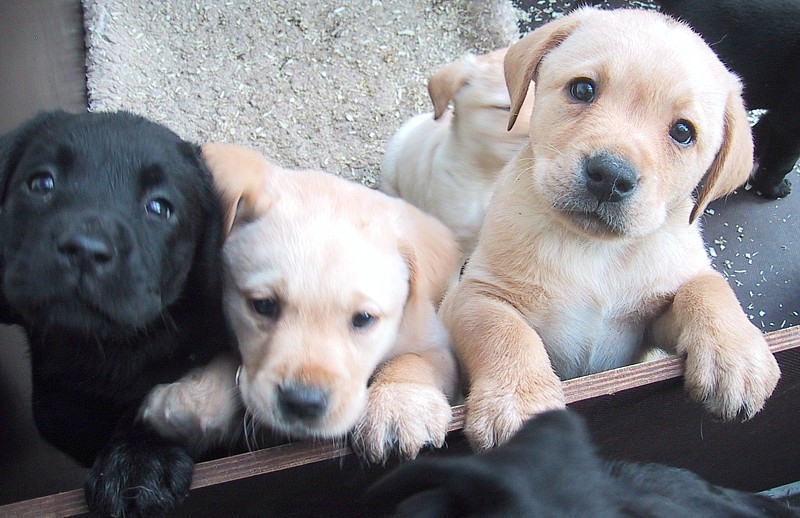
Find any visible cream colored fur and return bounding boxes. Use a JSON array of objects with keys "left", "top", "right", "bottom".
[
  {"left": 380, "top": 48, "right": 534, "bottom": 259},
  {"left": 439, "top": 7, "right": 780, "bottom": 451},
  {"left": 144, "top": 143, "right": 462, "bottom": 463}
]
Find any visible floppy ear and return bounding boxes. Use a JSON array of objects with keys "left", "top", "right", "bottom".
[
  {"left": 690, "top": 84, "right": 754, "bottom": 223},
  {"left": 396, "top": 202, "right": 461, "bottom": 307},
  {"left": 428, "top": 57, "right": 473, "bottom": 120},
  {"left": 505, "top": 9, "right": 592, "bottom": 130},
  {"left": 0, "top": 111, "right": 71, "bottom": 206},
  {"left": 201, "top": 143, "right": 276, "bottom": 236}
]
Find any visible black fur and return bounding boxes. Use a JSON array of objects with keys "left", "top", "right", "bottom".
[
  {"left": 0, "top": 111, "right": 230, "bottom": 516},
  {"left": 365, "top": 410, "right": 797, "bottom": 517},
  {"left": 657, "top": 0, "right": 800, "bottom": 199}
]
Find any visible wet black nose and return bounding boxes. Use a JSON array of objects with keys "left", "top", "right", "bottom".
[
  {"left": 278, "top": 383, "right": 330, "bottom": 420},
  {"left": 57, "top": 233, "right": 114, "bottom": 268},
  {"left": 583, "top": 152, "right": 639, "bottom": 203}
]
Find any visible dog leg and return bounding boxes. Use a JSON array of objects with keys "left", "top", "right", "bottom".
[
  {"left": 652, "top": 272, "right": 780, "bottom": 420},
  {"left": 351, "top": 350, "right": 454, "bottom": 464},
  {"left": 139, "top": 351, "right": 242, "bottom": 454},
  {"left": 85, "top": 411, "right": 195, "bottom": 518},
  {"left": 440, "top": 284, "right": 565, "bottom": 451}
]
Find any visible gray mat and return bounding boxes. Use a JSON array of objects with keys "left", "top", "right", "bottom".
[{"left": 83, "top": 0, "right": 520, "bottom": 184}]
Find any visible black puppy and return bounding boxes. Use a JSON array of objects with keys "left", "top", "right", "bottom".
[
  {"left": 0, "top": 111, "right": 230, "bottom": 516},
  {"left": 365, "top": 410, "right": 796, "bottom": 517},
  {"left": 657, "top": 0, "right": 800, "bottom": 199}
]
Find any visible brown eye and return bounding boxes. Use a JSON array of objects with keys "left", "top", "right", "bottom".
[
  {"left": 252, "top": 298, "right": 281, "bottom": 319},
  {"left": 351, "top": 312, "right": 375, "bottom": 330},
  {"left": 670, "top": 119, "right": 695, "bottom": 146},
  {"left": 569, "top": 78, "right": 596, "bottom": 103}
]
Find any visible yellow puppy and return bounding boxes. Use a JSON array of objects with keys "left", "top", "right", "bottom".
[
  {"left": 144, "top": 144, "right": 462, "bottom": 463},
  {"left": 381, "top": 48, "right": 534, "bottom": 259},
  {"left": 439, "top": 7, "right": 780, "bottom": 450}
]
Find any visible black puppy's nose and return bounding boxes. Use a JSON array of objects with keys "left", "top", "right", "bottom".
[
  {"left": 583, "top": 152, "right": 639, "bottom": 203},
  {"left": 278, "top": 383, "right": 330, "bottom": 420},
  {"left": 58, "top": 233, "right": 114, "bottom": 267}
]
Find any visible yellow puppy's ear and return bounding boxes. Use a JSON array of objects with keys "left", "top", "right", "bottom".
[
  {"left": 396, "top": 202, "right": 461, "bottom": 307},
  {"left": 201, "top": 143, "right": 276, "bottom": 236},
  {"left": 428, "top": 57, "right": 472, "bottom": 120},
  {"left": 504, "top": 9, "right": 592, "bottom": 130},
  {"left": 690, "top": 83, "right": 754, "bottom": 223}
]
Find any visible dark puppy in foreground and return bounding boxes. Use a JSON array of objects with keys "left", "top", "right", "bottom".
[
  {"left": 0, "top": 111, "right": 230, "bottom": 516},
  {"left": 657, "top": 0, "right": 800, "bottom": 199},
  {"left": 366, "top": 410, "right": 796, "bottom": 517}
]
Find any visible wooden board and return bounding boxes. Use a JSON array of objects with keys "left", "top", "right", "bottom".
[{"left": 2, "top": 326, "right": 798, "bottom": 518}]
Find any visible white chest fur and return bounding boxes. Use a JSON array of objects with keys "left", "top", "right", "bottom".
[{"left": 476, "top": 200, "right": 712, "bottom": 379}]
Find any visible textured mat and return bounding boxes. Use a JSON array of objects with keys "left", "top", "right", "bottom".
[{"left": 83, "top": 0, "right": 520, "bottom": 184}]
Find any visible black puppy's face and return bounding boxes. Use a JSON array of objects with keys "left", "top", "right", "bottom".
[{"left": 0, "top": 111, "right": 214, "bottom": 338}]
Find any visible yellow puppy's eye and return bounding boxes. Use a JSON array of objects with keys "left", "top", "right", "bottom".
[
  {"left": 568, "top": 78, "right": 596, "bottom": 103},
  {"left": 351, "top": 312, "right": 376, "bottom": 330},
  {"left": 669, "top": 119, "right": 695, "bottom": 146},
  {"left": 252, "top": 298, "right": 281, "bottom": 319}
]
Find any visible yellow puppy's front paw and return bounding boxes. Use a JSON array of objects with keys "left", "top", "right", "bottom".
[
  {"left": 683, "top": 325, "right": 780, "bottom": 420},
  {"left": 465, "top": 373, "right": 565, "bottom": 451},
  {"left": 351, "top": 382, "right": 452, "bottom": 464},
  {"left": 140, "top": 377, "right": 241, "bottom": 448},
  {"left": 140, "top": 382, "right": 206, "bottom": 443}
]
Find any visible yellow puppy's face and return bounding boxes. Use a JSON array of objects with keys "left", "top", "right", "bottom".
[
  {"left": 203, "top": 144, "right": 459, "bottom": 439},
  {"left": 505, "top": 8, "right": 753, "bottom": 239},
  {"left": 429, "top": 48, "right": 535, "bottom": 167},
  {"left": 224, "top": 175, "right": 410, "bottom": 438}
]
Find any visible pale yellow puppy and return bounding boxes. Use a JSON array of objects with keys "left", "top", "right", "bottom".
[
  {"left": 381, "top": 48, "right": 535, "bottom": 259},
  {"left": 439, "top": 7, "right": 780, "bottom": 451},
  {"left": 159, "top": 143, "right": 461, "bottom": 463}
]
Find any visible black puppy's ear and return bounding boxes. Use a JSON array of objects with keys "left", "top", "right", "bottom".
[
  {"left": 0, "top": 111, "right": 73, "bottom": 204},
  {"left": 364, "top": 458, "right": 515, "bottom": 518}
]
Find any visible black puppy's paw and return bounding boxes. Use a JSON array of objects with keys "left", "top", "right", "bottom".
[
  {"left": 84, "top": 437, "right": 194, "bottom": 517},
  {"left": 751, "top": 175, "right": 792, "bottom": 199}
]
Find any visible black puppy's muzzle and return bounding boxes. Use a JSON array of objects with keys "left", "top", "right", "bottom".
[
  {"left": 56, "top": 217, "right": 120, "bottom": 276},
  {"left": 583, "top": 152, "right": 639, "bottom": 203}
]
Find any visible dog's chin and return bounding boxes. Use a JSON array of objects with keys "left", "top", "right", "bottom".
[
  {"left": 247, "top": 394, "right": 363, "bottom": 440},
  {"left": 29, "top": 306, "right": 130, "bottom": 340},
  {"left": 556, "top": 208, "right": 630, "bottom": 239},
  {"left": 13, "top": 292, "right": 162, "bottom": 340}
]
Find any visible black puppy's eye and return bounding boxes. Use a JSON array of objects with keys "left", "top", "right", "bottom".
[
  {"left": 145, "top": 198, "right": 174, "bottom": 219},
  {"left": 568, "top": 78, "right": 596, "bottom": 103},
  {"left": 252, "top": 298, "right": 280, "bottom": 319},
  {"left": 28, "top": 172, "right": 55, "bottom": 194},
  {"left": 351, "top": 312, "right": 376, "bottom": 330},
  {"left": 669, "top": 119, "right": 695, "bottom": 146}
]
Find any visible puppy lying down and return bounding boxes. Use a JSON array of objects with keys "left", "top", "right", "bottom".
[
  {"left": 380, "top": 47, "right": 534, "bottom": 259},
  {"left": 439, "top": 7, "right": 781, "bottom": 450},
  {"left": 144, "top": 143, "right": 461, "bottom": 463},
  {"left": 366, "top": 410, "right": 796, "bottom": 518}
]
